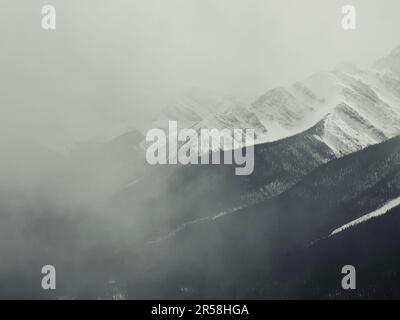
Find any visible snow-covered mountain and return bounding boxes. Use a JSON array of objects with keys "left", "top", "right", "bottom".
[
  {"left": 118, "top": 46, "right": 400, "bottom": 245},
  {"left": 111, "top": 46, "right": 400, "bottom": 236},
  {"left": 149, "top": 88, "right": 236, "bottom": 131},
  {"left": 153, "top": 46, "right": 400, "bottom": 159}
]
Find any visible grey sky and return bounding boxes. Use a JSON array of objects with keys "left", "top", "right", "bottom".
[{"left": 0, "top": 0, "right": 399, "bottom": 151}]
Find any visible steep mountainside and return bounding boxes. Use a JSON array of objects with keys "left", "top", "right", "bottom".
[
  {"left": 136, "top": 137, "right": 400, "bottom": 298},
  {"left": 114, "top": 46, "right": 400, "bottom": 244},
  {"left": 113, "top": 119, "right": 339, "bottom": 242}
]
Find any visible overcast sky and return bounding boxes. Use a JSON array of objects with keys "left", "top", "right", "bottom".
[{"left": 1, "top": 0, "right": 400, "bottom": 151}]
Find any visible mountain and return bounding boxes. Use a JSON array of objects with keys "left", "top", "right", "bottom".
[
  {"left": 115, "top": 101, "right": 395, "bottom": 244},
  {"left": 149, "top": 88, "right": 235, "bottom": 131},
  {"left": 116, "top": 47, "right": 400, "bottom": 232},
  {"left": 150, "top": 47, "right": 400, "bottom": 162},
  {"left": 292, "top": 202, "right": 400, "bottom": 299},
  {"left": 137, "top": 136, "right": 400, "bottom": 299},
  {"left": 33, "top": 46, "right": 400, "bottom": 299},
  {"left": 113, "top": 120, "right": 339, "bottom": 242}
]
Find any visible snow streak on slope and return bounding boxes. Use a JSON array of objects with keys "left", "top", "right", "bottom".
[
  {"left": 147, "top": 204, "right": 246, "bottom": 245},
  {"left": 331, "top": 196, "right": 400, "bottom": 236}
]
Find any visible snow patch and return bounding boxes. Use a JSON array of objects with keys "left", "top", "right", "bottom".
[{"left": 330, "top": 196, "right": 400, "bottom": 236}]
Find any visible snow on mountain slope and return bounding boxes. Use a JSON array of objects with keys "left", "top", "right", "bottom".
[
  {"left": 146, "top": 89, "right": 252, "bottom": 156},
  {"left": 313, "top": 102, "right": 388, "bottom": 157},
  {"left": 337, "top": 71, "right": 400, "bottom": 138},
  {"left": 150, "top": 88, "right": 235, "bottom": 131},
  {"left": 330, "top": 196, "right": 400, "bottom": 236},
  {"left": 130, "top": 47, "right": 400, "bottom": 226},
  {"left": 155, "top": 47, "right": 400, "bottom": 159},
  {"left": 114, "top": 49, "right": 400, "bottom": 250},
  {"left": 252, "top": 66, "right": 400, "bottom": 149},
  {"left": 130, "top": 47, "right": 400, "bottom": 228}
]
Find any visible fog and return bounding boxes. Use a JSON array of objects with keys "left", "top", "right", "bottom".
[
  {"left": 1, "top": 0, "right": 400, "bottom": 150},
  {"left": 0, "top": 0, "right": 400, "bottom": 298}
]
